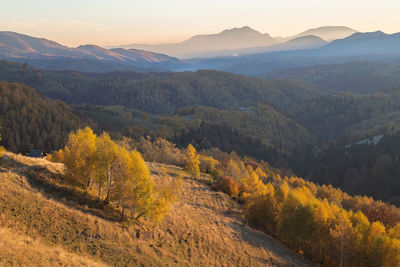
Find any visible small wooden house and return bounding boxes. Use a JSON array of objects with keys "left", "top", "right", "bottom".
[{"left": 28, "top": 149, "right": 43, "bottom": 158}]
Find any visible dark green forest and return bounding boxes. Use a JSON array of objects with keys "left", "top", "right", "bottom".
[
  {"left": 0, "top": 60, "right": 326, "bottom": 113},
  {"left": 291, "top": 130, "right": 400, "bottom": 205},
  {"left": 262, "top": 61, "right": 400, "bottom": 94},
  {"left": 288, "top": 90, "right": 400, "bottom": 142},
  {"left": 0, "top": 82, "right": 94, "bottom": 153}
]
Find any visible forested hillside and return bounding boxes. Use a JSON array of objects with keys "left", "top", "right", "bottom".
[
  {"left": 291, "top": 130, "right": 400, "bottom": 205},
  {"left": 1, "top": 59, "right": 400, "bottom": 220},
  {"left": 173, "top": 105, "right": 314, "bottom": 151},
  {"left": 288, "top": 90, "right": 400, "bottom": 142},
  {"left": 80, "top": 104, "right": 313, "bottom": 161},
  {"left": 0, "top": 82, "right": 94, "bottom": 153},
  {"left": 0, "top": 60, "right": 321, "bottom": 158},
  {"left": 262, "top": 61, "right": 400, "bottom": 94},
  {"left": 0, "top": 60, "right": 326, "bottom": 113}
]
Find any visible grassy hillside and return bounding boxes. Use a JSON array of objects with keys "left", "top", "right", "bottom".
[{"left": 0, "top": 152, "right": 312, "bottom": 266}]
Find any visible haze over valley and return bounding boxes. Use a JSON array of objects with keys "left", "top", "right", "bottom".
[{"left": 1, "top": 1, "right": 400, "bottom": 266}]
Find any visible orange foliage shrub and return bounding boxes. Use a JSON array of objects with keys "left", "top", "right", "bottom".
[{"left": 217, "top": 177, "right": 239, "bottom": 198}]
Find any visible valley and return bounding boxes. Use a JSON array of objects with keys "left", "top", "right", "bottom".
[{"left": 1, "top": 5, "right": 400, "bottom": 265}]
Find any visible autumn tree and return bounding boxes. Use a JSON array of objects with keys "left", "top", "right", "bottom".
[
  {"left": 63, "top": 127, "right": 97, "bottom": 190},
  {"left": 330, "top": 210, "right": 356, "bottom": 267},
  {"left": 217, "top": 177, "right": 240, "bottom": 198},
  {"left": 94, "top": 132, "right": 117, "bottom": 201},
  {"left": 0, "top": 132, "right": 5, "bottom": 157},
  {"left": 150, "top": 166, "right": 183, "bottom": 221},
  {"left": 184, "top": 144, "right": 200, "bottom": 177},
  {"left": 48, "top": 149, "right": 65, "bottom": 163},
  {"left": 125, "top": 150, "right": 154, "bottom": 220}
]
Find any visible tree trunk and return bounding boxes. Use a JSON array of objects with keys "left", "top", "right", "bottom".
[
  {"left": 120, "top": 174, "right": 125, "bottom": 220},
  {"left": 103, "top": 169, "right": 112, "bottom": 205},
  {"left": 97, "top": 183, "right": 102, "bottom": 201}
]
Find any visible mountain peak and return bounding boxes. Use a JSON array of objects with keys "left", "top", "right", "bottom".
[
  {"left": 220, "top": 26, "right": 256, "bottom": 34},
  {"left": 189, "top": 26, "right": 267, "bottom": 40},
  {"left": 295, "top": 26, "right": 358, "bottom": 41}
]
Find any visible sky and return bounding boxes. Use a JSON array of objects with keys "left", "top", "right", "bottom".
[{"left": 1, "top": 0, "right": 399, "bottom": 47}]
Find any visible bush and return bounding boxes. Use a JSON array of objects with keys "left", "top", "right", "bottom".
[{"left": 216, "top": 177, "right": 239, "bottom": 198}]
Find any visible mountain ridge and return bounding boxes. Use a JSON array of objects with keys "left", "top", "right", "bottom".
[
  {"left": 292, "top": 26, "right": 357, "bottom": 41},
  {"left": 0, "top": 31, "right": 182, "bottom": 72},
  {"left": 113, "top": 26, "right": 357, "bottom": 58}
]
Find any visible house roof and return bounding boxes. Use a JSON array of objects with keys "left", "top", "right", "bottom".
[{"left": 28, "top": 149, "right": 43, "bottom": 158}]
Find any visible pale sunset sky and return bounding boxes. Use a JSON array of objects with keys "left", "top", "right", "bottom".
[{"left": 1, "top": 0, "right": 399, "bottom": 47}]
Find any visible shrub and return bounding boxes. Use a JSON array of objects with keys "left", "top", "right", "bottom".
[{"left": 217, "top": 177, "right": 239, "bottom": 198}]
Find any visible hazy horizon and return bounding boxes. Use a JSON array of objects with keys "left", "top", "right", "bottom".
[{"left": 1, "top": 0, "right": 400, "bottom": 47}]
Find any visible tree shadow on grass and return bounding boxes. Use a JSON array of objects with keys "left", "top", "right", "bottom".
[{"left": 2, "top": 156, "right": 122, "bottom": 222}]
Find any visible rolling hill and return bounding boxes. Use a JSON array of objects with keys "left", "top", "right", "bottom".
[
  {"left": 0, "top": 152, "right": 313, "bottom": 266},
  {"left": 0, "top": 81, "right": 94, "bottom": 153},
  {"left": 0, "top": 60, "right": 327, "bottom": 113},
  {"left": 261, "top": 61, "right": 400, "bottom": 94},
  {"left": 0, "top": 60, "right": 322, "bottom": 160},
  {"left": 287, "top": 90, "right": 400, "bottom": 141}
]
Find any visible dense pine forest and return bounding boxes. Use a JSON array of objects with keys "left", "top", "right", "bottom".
[{"left": 0, "top": 81, "right": 94, "bottom": 153}]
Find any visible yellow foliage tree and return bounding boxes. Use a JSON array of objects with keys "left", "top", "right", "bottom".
[
  {"left": 63, "top": 127, "right": 97, "bottom": 189},
  {"left": 241, "top": 166, "right": 267, "bottom": 198},
  {"left": 59, "top": 127, "right": 181, "bottom": 222},
  {"left": 330, "top": 210, "right": 356, "bottom": 267},
  {"left": 126, "top": 150, "right": 154, "bottom": 220},
  {"left": 150, "top": 166, "right": 183, "bottom": 221},
  {"left": 52, "top": 149, "right": 65, "bottom": 163},
  {"left": 184, "top": 144, "right": 200, "bottom": 177},
  {"left": 0, "top": 135, "right": 5, "bottom": 157},
  {"left": 199, "top": 154, "right": 219, "bottom": 173},
  {"left": 94, "top": 132, "right": 117, "bottom": 201}
]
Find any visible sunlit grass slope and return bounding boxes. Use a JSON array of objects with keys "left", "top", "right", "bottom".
[{"left": 0, "top": 152, "right": 313, "bottom": 266}]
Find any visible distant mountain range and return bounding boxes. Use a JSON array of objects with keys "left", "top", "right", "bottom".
[
  {"left": 0, "top": 31, "right": 182, "bottom": 72},
  {"left": 187, "top": 30, "right": 400, "bottom": 76},
  {"left": 115, "top": 26, "right": 276, "bottom": 58},
  {"left": 318, "top": 31, "right": 400, "bottom": 56},
  {"left": 114, "top": 26, "right": 357, "bottom": 58},
  {"left": 1, "top": 27, "right": 400, "bottom": 73}
]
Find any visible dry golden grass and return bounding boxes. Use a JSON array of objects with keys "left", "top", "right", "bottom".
[
  {"left": 0, "top": 152, "right": 314, "bottom": 266},
  {"left": 0, "top": 227, "right": 106, "bottom": 267}
]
